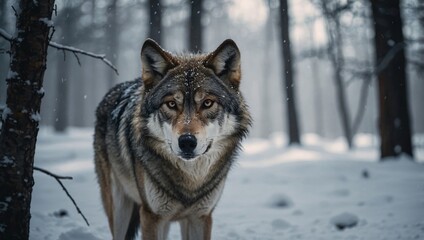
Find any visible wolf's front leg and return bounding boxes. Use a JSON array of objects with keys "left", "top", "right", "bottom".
[
  {"left": 139, "top": 205, "right": 170, "bottom": 240},
  {"left": 111, "top": 173, "right": 138, "bottom": 240},
  {"left": 180, "top": 214, "right": 212, "bottom": 240}
]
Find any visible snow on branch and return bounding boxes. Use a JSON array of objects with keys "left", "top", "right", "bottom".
[
  {"left": 33, "top": 166, "right": 90, "bottom": 226},
  {"left": 0, "top": 28, "right": 118, "bottom": 75}
]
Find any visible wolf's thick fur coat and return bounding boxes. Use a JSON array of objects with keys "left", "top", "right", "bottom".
[{"left": 94, "top": 39, "right": 251, "bottom": 240}]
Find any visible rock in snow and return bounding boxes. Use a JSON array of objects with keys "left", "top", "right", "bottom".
[
  {"left": 268, "top": 194, "right": 293, "bottom": 209},
  {"left": 330, "top": 212, "right": 359, "bottom": 230}
]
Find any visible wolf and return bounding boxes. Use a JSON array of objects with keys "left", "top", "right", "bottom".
[{"left": 93, "top": 39, "right": 251, "bottom": 240}]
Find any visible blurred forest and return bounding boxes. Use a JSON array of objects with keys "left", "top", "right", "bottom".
[
  {"left": 0, "top": 1, "right": 423, "bottom": 237},
  {"left": 0, "top": 0, "right": 423, "bottom": 142}
]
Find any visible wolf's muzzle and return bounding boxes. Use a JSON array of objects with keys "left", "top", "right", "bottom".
[{"left": 178, "top": 134, "right": 197, "bottom": 158}]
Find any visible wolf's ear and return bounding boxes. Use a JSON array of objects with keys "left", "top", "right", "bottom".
[
  {"left": 204, "top": 39, "right": 241, "bottom": 89},
  {"left": 141, "top": 39, "right": 176, "bottom": 89}
]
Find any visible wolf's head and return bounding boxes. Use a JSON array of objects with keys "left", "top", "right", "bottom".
[{"left": 140, "top": 39, "right": 251, "bottom": 161}]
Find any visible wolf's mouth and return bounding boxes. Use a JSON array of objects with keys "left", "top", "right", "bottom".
[
  {"left": 178, "top": 141, "right": 213, "bottom": 161},
  {"left": 180, "top": 153, "right": 196, "bottom": 160},
  {"left": 204, "top": 141, "right": 212, "bottom": 154}
]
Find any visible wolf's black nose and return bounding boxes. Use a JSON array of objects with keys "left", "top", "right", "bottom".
[{"left": 178, "top": 134, "right": 197, "bottom": 154}]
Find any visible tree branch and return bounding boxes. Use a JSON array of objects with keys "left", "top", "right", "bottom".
[
  {"left": 375, "top": 42, "right": 405, "bottom": 74},
  {"left": 0, "top": 28, "right": 118, "bottom": 75},
  {"left": 49, "top": 41, "right": 118, "bottom": 75},
  {"left": 33, "top": 166, "right": 72, "bottom": 180},
  {"left": 33, "top": 166, "right": 90, "bottom": 226}
]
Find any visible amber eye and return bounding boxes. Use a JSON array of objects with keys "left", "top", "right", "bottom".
[
  {"left": 166, "top": 101, "right": 177, "bottom": 110},
  {"left": 202, "top": 99, "right": 214, "bottom": 109}
]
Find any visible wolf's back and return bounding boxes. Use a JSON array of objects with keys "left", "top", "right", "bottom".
[
  {"left": 95, "top": 80, "right": 141, "bottom": 129},
  {"left": 93, "top": 78, "right": 142, "bottom": 179}
]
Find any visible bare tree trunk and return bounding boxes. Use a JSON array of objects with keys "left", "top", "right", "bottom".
[
  {"left": 323, "top": 5, "right": 353, "bottom": 149},
  {"left": 370, "top": 0, "right": 413, "bottom": 159},
  {"left": 352, "top": 77, "right": 371, "bottom": 135},
  {"left": 307, "top": 20, "right": 324, "bottom": 136},
  {"left": 54, "top": 51, "right": 70, "bottom": 132},
  {"left": 54, "top": 6, "right": 73, "bottom": 132},
  {"left": 106, "top": 0, "right": 119, "bottom": 88},
  {"left": 189, "top": 0, "right": 202, "bottom": 52},
  {"left": 0, "top": 0, "right": 55, "bottom": 238},
  {"left": 260, "top": 0, "right": 274, "bottom": 138},
  {"left": 333, "top": 20, "right": 352, "bottom": 148},
  {"left": 279, "top": 0, "right": 301, "bottom": 145},
  {"left": 149, "top": 0, "right": 162, "bottom": 44},
  {"left": 0, "top": 0, "right": 10, "bottom": 105}
]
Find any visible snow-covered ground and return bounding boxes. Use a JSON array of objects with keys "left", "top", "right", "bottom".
[{"left": 30, "top": 128, "right": 424, "bottom": 240}]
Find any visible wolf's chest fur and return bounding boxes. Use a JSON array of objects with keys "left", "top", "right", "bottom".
[{"left": 116, "top": 164, "right": 225, "bottom": 219}]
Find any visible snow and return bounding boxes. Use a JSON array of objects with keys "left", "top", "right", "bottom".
[
  {"left": 0, "top": 156, "right": 14, "bottom": 167},
  {"left": 39, "top": 18, "right": 54, "bottom": 27},
  {"left": 31, "top": 112, "right": 41, "bottom": 122},
  {"left": 30, "top": 128, "right": 424, "bottom": 240},
  {"left": 1, "top": 107, "right": 11, "bottom": 121},
  {"left": 37, "top": 87, "right": 45, "bottom": 95},
  {"left": 7, "top": 70, "right": 18, "bottom": 79}
]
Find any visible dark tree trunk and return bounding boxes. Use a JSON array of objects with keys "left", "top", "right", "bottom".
[
  {"left": 279, "top": 0, "right": 301, "bottom": 145},
  {"left": 189, "top": 0, "right": 202, "bottom": 52},
  {"left": 149, "top": 0, "right": 162, "bottom": 45},
  {"left": 0, "top": 0, "right": 54, "bottom": 239},
  {"left": 106, "top": 0, "right": 119, "bottom": 88},
  {"left": 0, "top": 0, "right": 10, "bottom": 105},
  {"left": 370, "top": 0, "right": 413, "bottom": 159}
]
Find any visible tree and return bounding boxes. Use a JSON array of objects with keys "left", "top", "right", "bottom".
[
  {"left": 305, "top": 17, "right": 324, "bottom": 137},
  {"left": 0, "top": 0, "right": 55, "bottom": 238},
  {"left": 279, "top": 0, "right": 301, "bottom": 145},
  {"left": 105, "top": 0, "right": 120, "bottom": 88},
  {"left": 189, "top": 0, "right": 203, "bottom": 52},
  {"left": 260, "top": 0, "right": 275, "bottom": 138},
  {"left": 370, "top": 0, "right": 414, "bottom": 159},
  {"left": 0, "top": 0, "right": 10, "bottom": 105},
  {"left": 0, "top": 0, "right": 117, "bottom": 236},
  {"left": 319, "top": 0, "right": 354, "bottom": 148},
  {"left": 54, "top": 4, "right": 76, "bottom": 132},
  {"left": 149, "top": 0, "right": 162, "bottom": 44}
]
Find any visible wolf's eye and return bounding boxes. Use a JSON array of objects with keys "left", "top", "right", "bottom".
[
  {"left": 166, "top": 101, "right": 177, "bottom": 110},
  {"left": 202, "top": 99, "right": 214, "bottom": 109}
]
